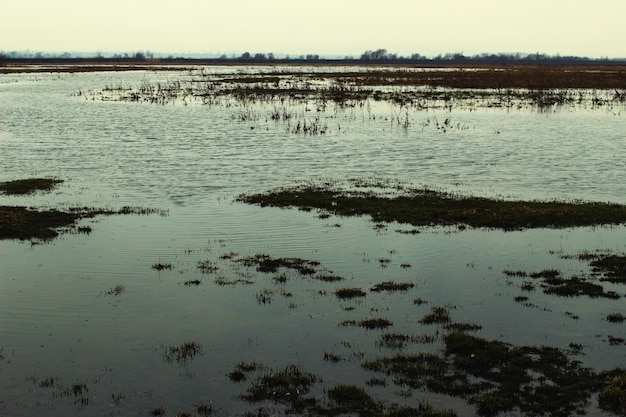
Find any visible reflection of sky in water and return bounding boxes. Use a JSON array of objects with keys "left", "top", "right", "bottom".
[{"left": 1, "top": 69, "right": 625, "bottom": 416}]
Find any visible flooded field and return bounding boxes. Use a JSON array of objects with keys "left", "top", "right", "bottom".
[{"left": 1, "top": 65, "right": 625, "bottom": 417}]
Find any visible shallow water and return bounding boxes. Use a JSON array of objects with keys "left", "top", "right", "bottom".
[{"left": 1, "top": 67, "right": 625, "bottom": 416}]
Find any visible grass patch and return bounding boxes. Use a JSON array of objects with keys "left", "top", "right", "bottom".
[
  {"left": 506, "top": 267, "right": 621, "bottom": 299},
  {"left": 419, "top": 306, "right": 451, "bottom": 325},
  {"left": 239, "top": 183, "right": 626, "bottom": 230},
  {"left": 371, "top": 281, "right": 415, "bottom": 292},
  {"left": 0, "top": 178, "right": 63, "bottom": 195},
  {"left": 238, "top": 254, "right": 320, "bottom": 275},
  {"left": 241, "top": 364, "right": 318, "bottom": 412},
  {"left": 335, "top": 288, "right": 367, "bottom": 299},
  {"left": 590, "top": 254, "right": 626, "bottom": 284},
  {"left": 606, "top": 313, "right": 626, "bottom": 323},
  {"left": 0, "top": 205, "right": 166, "bottom": 241}
]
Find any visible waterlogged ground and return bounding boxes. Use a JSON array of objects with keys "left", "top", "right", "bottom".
[{"left": 1, "top": 65, "right": 625, "bottom": 416}]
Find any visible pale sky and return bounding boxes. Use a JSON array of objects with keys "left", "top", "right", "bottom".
[{"left": 1, "top": 0, "right": 624, "bottom": 58}]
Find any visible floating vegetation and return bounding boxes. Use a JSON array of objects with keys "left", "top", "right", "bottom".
[
  {"left": 371, "top": 281, "right": 415, "bottom": 292},
  {"left": 183, "top": 279, "right": 202, "bottom": 286},
  {"left": 238, "top": 182, "right": 626, "bottom": 231},
  {"left": 0, "top": 177, "right": 63, "bottom": 195},
  {"left": 163, "top": 341, "right": 203, "bottom": 366}
]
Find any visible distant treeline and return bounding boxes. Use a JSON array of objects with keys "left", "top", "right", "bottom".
[{"left": 2, "top": 48, "right": 625, "bottom": 66}]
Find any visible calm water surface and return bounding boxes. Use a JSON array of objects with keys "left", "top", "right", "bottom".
[{"left": 1, "top": 67, "right": 625, "bottom": 416}]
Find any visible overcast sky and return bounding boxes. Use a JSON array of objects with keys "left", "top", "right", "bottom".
[{"left": 1, "top": 0, "right": 624, "bottom": 58}]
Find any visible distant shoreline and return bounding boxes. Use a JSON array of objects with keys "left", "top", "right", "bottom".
[{"left": 2, "top": 55, "right": 626, "bottom": 74}]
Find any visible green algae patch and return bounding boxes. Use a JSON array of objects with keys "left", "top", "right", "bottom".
[
  {"left": 239, "top": 184, "right": 626, "bottom": 230},
  {"left": 0, "top": 178, "right": 63, "bottom": 195}
]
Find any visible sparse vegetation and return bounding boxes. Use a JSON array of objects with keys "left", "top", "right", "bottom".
[{"left": 163, "top": 341, "right": 203, "bottom": 366}]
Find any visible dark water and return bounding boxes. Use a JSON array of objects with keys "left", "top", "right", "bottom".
[{"left": 1, "top": 67, "right": 625, "bottom": 416}]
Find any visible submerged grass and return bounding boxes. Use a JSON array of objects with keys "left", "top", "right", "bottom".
[{"left": 239, "top": 184, "right": 626, "bottom": 231}]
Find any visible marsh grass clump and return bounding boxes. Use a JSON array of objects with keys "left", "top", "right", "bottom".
[
  {"left": 54, "top": 382, "right": 90, "bottom": 405},
  {"left": 150, "top": 406, "right": 167, "bottom": 416},
  {"left": 106, "top": 284, "right": 125, "bottom": 296},
  {"left": 359, "top": 318, "right": 393, "bottom": 330},
  {"left": 444, "top": 322, "right": 483, "bottom": 333},
  {"left": 228, "top": 361, "right": 264, "bottom": 382},
  {"left": 195, "top": 403, "right": 214, "bottom": 416},
  {"left": 0, "top": 178, "right": 63, "bottom": 195},
  {"left": 371, "top": 281, "right": 415, "bottom": 292},
  {"left": 589, "top": 254, "right": 626, "bottom": 284},
  {"left": 163, "top": 341, "right": 203, "bottom": 366},
  {"left": 326, "top": 384, "right": 381, "bottom": 414},
  {"left": 543, "top": 276, "right": 620, "bottom": 298},
  {"left": 419, "top": 306, "right": 451, "bottom": 325},
  {"left": 315, "top": 274, "right": 345, "bottom": 282},
  {"left": 507, "top": 267, "right": 621, "bottom": 299},
  {"left": 238, "top": 254, "right": 320, "bottom": 275},
  {"left": 335, "top": 288, "right": 367, "bottom": 299},
  {"left": 1, "top": 203, "right": 167, "bottom": 242},
  {"left": 152, "top": 262, "right": 172, "bottom": 271},
  {"left": 598, "top": 369, "right": 626, "bottom": 416},
  {"left": 606, "top": 313, "right": 626, "bottom": 323},
  {"left": 239, "top": 184, "right": 626, "bottom": 230},
  {"left": 364, "top": 332, "right": 602, "bottom": 417},
  {"left": 197, "top": 260, "right": 219, "bottom": 274},
  {"left": 377, "top": 333, "right": 437, "bottom": 349},
  {"left": 241, "top": 364, "right": 318, "bottom": 411}
]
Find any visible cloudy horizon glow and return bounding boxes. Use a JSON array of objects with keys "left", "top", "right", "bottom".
[{"left": 1, "top": 0, "right": 625, "bottom": 58}]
